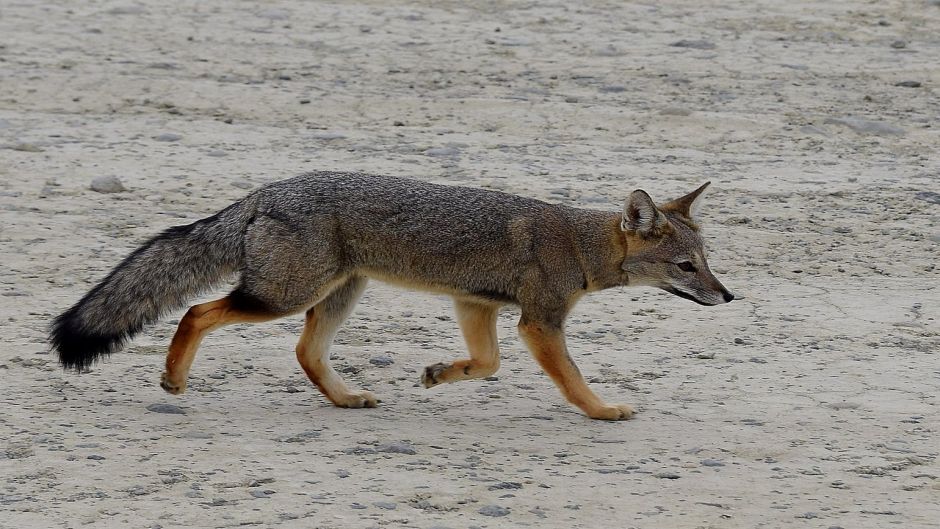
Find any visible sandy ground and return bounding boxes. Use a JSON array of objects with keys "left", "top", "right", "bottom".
[{"left": 2, "top": 1, "right": 939, "bottom": 528}]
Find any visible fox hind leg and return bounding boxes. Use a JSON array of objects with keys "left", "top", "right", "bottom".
[
  {"left": 295, "top": 276, "right": 378, "bottom": 408},
  {"left": 161, "top": 293, "right": 286, "bottom": 395},
  {"left": 422, "top": 300, "right": 500, "bottom": 388}
]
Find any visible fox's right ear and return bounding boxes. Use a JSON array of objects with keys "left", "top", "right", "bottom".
[{"left": 622, "top": 190, "right": 666, "bottom": 236}]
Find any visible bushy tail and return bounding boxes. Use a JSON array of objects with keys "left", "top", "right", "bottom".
[{"left": 50, "top": 200, "right": 254, "bottom": 371}]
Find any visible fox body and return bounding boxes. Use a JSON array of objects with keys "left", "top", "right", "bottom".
[{"left": 50, "top": 172, "right": 732, "bottom": 420}]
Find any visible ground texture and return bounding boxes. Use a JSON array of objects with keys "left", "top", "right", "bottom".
[{"left": 1, "top": 1, "right": 939, "bottom": 528}]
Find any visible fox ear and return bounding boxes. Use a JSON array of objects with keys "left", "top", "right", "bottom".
[
  {"left": 622, "top": 190, "right": 665, "bottom": 236},
  {"left": 662, "top": 181, "right": 710, "bottom": 219}
]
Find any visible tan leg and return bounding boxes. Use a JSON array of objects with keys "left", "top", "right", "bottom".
[
  {"left": 422, "top": 300, "right": 500, "bottom": 388},
  {"left": 518, "top": 319, "right": 635, "bottom": 420},
  {"left": 161, "top": 296, "right": 282, "bottom": 394},
  {"left": 295, "top": 277, "right": 377, "bottom": 408}
]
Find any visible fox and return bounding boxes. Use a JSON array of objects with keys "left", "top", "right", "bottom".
[{"left": 49, "top": 172, "right": 733, "bottom": 420}]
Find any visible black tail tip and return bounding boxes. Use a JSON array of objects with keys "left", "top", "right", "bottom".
[{"left": 49, "top": 309, "right": 125, "bottom": 372}]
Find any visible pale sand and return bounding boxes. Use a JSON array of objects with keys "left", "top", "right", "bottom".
[{"left": 1, "top": 1, "right": 938, "bottom": 528}]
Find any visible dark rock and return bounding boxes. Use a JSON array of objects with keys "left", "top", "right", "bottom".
[{"left": 146, "top": 403, "right": 186, "bottom": 415}]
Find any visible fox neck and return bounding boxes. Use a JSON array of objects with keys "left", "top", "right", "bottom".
[{"left": 568, "top": 209, "right": 631, "bottom": 292}]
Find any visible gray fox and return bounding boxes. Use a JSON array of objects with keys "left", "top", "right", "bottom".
[{"left": 50, "top": 172, "right": 733, "bottom": 420}]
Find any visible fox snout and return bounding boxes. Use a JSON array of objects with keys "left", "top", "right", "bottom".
[{"left": 664, "top": 284, "right": 734, "bottom": 306}]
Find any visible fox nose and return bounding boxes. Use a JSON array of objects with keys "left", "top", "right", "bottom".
[{"left": 722, "top": 291, "right": 735, "bottom": 303}]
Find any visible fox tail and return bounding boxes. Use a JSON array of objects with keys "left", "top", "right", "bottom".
[{"left": 49, "top": 200, "right": 254, "bottom": 371}]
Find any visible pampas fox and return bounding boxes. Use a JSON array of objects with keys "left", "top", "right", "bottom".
[{"left": 50, "top": 172, "right": 733, "bottom": 420}]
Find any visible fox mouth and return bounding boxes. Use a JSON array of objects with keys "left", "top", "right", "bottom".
[{"left": 664, "top": 287, "right": 715, "bottom": 306}]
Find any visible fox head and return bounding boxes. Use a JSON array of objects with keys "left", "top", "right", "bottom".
[{"left": 620, "top": 182, "right": 734, "bottom": 306}]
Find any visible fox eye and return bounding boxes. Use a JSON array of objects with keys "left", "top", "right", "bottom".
[{"left": 677, "top": 261, "right": 697, "bottom": 273}]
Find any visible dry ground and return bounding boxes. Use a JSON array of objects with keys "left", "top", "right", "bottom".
[{"left": 1, "top": 1, "right": 938, "bottom": 528}]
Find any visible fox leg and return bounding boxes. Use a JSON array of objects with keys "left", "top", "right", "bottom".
[
  {"left": 517, "top": 318, "right": 635, "bottom": 420},
  {"left": 421, "top": 300, "right": 500, "bottom": 388},
  {"left": 161, "top": 295, "right": 284, "bottom": 395},
  {"left": 295, "top": 276, "right": 378, "bottom": 409}
]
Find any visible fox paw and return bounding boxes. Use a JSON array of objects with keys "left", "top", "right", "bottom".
[
  {"left": 588, "top": 404, "right": 636, "bottom": 421},
  {"left": 333, "top": 390, "right": 379, "bottom": 409},
  {"left": 160, "top": 373, "right": 186, "bottom": 395},
  {"left": 421, "top": 363, "right": 449, "bottom": 388}
]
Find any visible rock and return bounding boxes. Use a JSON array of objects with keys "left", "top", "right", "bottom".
[
  {"left": 369, "top": 355, "right": 394, "bottom": 367},
  {"left": 823, "top": 117, "right": 905, "bottom": 136},
  {"left": 660, "top": 107, "right": 693, "bottom": 116},
  {"left": 153, "top": 133, "right": 182, "bottom": 142},
  {"left": 107, "top": 5, "right": 147, "bottom": 15},
  {"left": 425, "top": 146, "right": 460, "bottom": 157},
  {"left": 10, "top": 143, "right": 44, "bottom": 152},
  {"left": 478, "top": 505, "right": 510, "bottom": 517},
  {"left": 599, "top": 85, "right": 626, "bottom": 93},
  {"left": 373, "top": 501, "right": 397, "bottom": 510},
  {"left": 895, "top": 80, "right": 921, "bottom": 88},
  {"left": 86, "top": 455, "right": 106, "bottom": 460},
  {"left": 90, "top": 176, "right": 126, "bottom": 194},
  {"left": 206, "top": 150, "right": 228, "bottom": 157},
  {"left": 488, "top": 482, "right": 522, "bottom": 491},
  {"left": 799, "top": 125, "right": 828, "bottom": 136},
  {"left": 670, "top": 40, "right": 716, "bottom": 50},
  {"left": 914, "top": 191, "right": 940, "bottom": 205},
  {"left": 654, "top": 472, "right": 681, "bottom": 479},
  {"left": 890, "top": 40, "right": 907, "bottom": 49},
  {"left": 378, "top": 442, "right": 416, "bottom": 455},
  {"left": 701, "top": 459, "right": 725, "bottom": 467},
  {"left": 146, "top": 403, "right": 186, "bottom": 415},
  {"left": 310, "top": 131, "right": 346, "bottom": 140}
]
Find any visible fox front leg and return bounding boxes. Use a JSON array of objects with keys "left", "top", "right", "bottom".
[{"left": 517, "top": 318, "right": 635, "bottom": 420}]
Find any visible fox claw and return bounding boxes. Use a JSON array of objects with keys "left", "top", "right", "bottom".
[
  {"left": 160, "top": 372, "right": 185, "bottom": 395},
  {"left": 334, "top": 390, "right": 379, "bottom": 409},
  {"left": 588, "top": 404, "right": 636, "bottom": 421},
  {"left": 421, "top": 363, "right": 449, "bottom": 388}
]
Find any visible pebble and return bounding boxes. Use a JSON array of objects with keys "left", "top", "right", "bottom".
[
  {"left": 478, "top": 505, "right": 510, "bottom": 517},
  {"left": 153, "top": 133, "right": 183, "bottom": 142},
  {"left": 895, "top": 80, "right": 921, "bottom": 88},
  {"left": 823, "top": 117, "right": 905, "bottom": 136},
  {"left": 10, "top": 143, "right": 44, "bottom": 152},
  {"left": 701, "top": 459, "right": 725, "bottom": 467},
  {"left": 249, "top": 490, "right": 272, "bottom": 498},
  {"left": 655, "top": 472, "right": 681, "bottom": 479},
  {"left": 914, "top": 191, "right": 940, "bottom": 205},
  {"left": 369, "top": 355, "right": 394, "bottom": 367},
  {"left": 378, "top": 442, "right": 416, "bottom": 455},
  {"left": 670, "top": 39, "right": 716, "bottom": 50},
  {"left": 890, "top": 40, "right": 907, "bottom": 49},
  {"left": 206, "top": 150, "right": 228, "bottom": 157},
  {"left": 660, "top": 107, "right": 693, "bottom": 116},
  {"left": 146, "top": 403, "right": 186, "bottom": 415},
  {"left": 310, "top": 131, "right": 346, "bottom": 140},
  {"left": 425, "top": 146, "right": 460, "bottom": 157},
  {"left": 90, "top": 176, "right": 126, "bottom": 194},
  {"left": 373, "top": 501, "right": 397, "bottom": 510}
]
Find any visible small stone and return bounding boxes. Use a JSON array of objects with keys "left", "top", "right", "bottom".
[
  {"left": 249, "top": 490, "right": 272, "bottom": 498},
  {"left": 10, "top": 143, "right": 44, "bottom": 152},
  {"left": 373, "top": 501, "right": 397, "bottom": 510},
  {"left": 478, "top": 505, "right": 510, "bottom": 517},
  {"left": 350, "top": 502, "right": 367, "bottom": 510},
  {"left": 90, "top": 175, "right": 126, "bottom": 194},
  {"left": 310, "top": 131, "right": 346, "bottom": 140},
  {"left": 425, "top": 146, "right": 460, "bottom": 157},
  {"left": 654, "top": 472, "right": 681, "bottom": 479},
  {"left": 890, "top": 40, "right": 907, "bottom": 49},
  {"left": 206, "top": 150, "right": 228, "bottom": 157},
  {"left": 701, "top": 459, "right": 725, "bottom": 467},
  {"left": 914, "top": 191, "right": 940, "bottom": 205},
  {"left": 153, "top": 133, "right": 182, "bottom": 142},
  {"left": 146, "top": 403, "right": 186, "bottom": 415},
  {"left": 299, "top": 99, "right": 311, "bottom": 104},
  {"left": 895, "top": 80, "right": 921, "bottom": 88},
  {"left": 87, "top": 454, "right": 106, "bottom": 460},
  {"left": 599, "top": 85, "right": 626, "bottom": 93},
  {"left": 369, "top": 355, "right": 394, "bottom": 367},
  {"left": 670, "top": 39, "right": 716, "bottom": 50},
  {"left": 378, "top": 442, "right": 416, "bottom": 455},
  {"left": 488, "top": 482, "right": 522, "bottom": 491},
  {"left": 660, "top": 107, "right": 693, "bottom": 116},
  {"left": 824, "top": 117, "right": 905, "bottom": 136}
]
